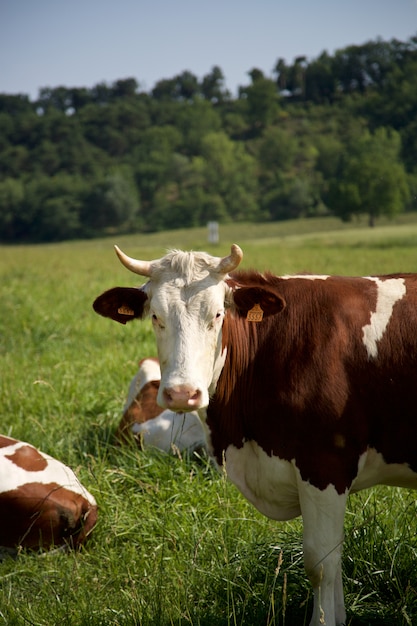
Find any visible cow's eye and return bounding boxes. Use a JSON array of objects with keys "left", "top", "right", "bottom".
[
  {"left": 208, "top": 311, "right": 223, "bottom": 329},
  {"left": 152, "top": 314, "right": 165, "bottom": 329}
]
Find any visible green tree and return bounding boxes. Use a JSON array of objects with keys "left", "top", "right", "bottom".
[
  {"left": 80, "top": 104, "right": 127, "bottom": 156},
  {"left": 256, "top": 125, "right": 323, "bottom": 220},
  {"left": 0, "top": 145, "right": 30, "bottom": 178},
  {"left": 37, "top": 194, "right": 82, "bottom": 241},
  {"left": 240, "top": 70, "right": 280, "bottom": 132},
  {"left": 0, "top": 94, "right": 33, "bottom": 115},
  {"left": 287, "top": 56, "right": 307, "bottom": 98},
  {"left": 401, "top": 118, "right": 417, "bottom": 172},
  {"left": 314, "top": 133, "right": 344, "bottom": 180},
  {"left": 328, "top": 127, "right": 410, "bottom": 226},
  {"left": 200, "top": 131, "right": 259, "bottom": 221},
  {"left": 152, "top": 77, "right": 178, "bottom": 101},
  {"left": 176, "top": 100, "right": 222, "bottom": 155},
  {"left": 258, "top": 127, "right": 298, "bottom": 172},
  {"left": 69, "top": 87, "right": 92, "bottom": 112},
  {"left": 152, "top": 71, "right": 199, "bottom": 101},
  {"left": 112, "top": 78, "right": 139, "bottom": 99},
  {"left": 362, "top": 57, "right": 417, "bottom": 133},
  {"left": 32, "top": 140, "right": 61, "bottom": 175},
  {"left": 0, "top": 178, "right": 24, "bottom": 240},
  {"left": 37, "top": 86, "right": 73, "bottom": 113},
  {"left": 273, "top": 58, "right": 289, "bottom": 92},
  {"left": 262, "top": 174, "right": 318, "bottom": 221},
  {"left": 133, "top": 125, "right": 182, "bottom": 210},
  {"left": 0, "top": 112, "right": 14, "bottom": 152},
  {"left": 10, "top": 175, "right": 85, "bottom": 242},
  {"left": 304, "top": 52, "right": 337, "bottom": 103},
  {"left": 201, "top": 66, "right": 229, "bottom": 102},
  {"left": 82, "top": 169, "right": 139, "bottom": 233}
]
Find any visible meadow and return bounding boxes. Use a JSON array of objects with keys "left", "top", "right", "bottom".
[{"left": 1, "top": 217, "right": 417, "bottom": 625}]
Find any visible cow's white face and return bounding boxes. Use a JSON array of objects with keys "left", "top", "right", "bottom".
[
  {"left": 144, "top": 269, "right": 229, "bottom": 411},
  {"left": 93, "top": 243, "right": 285, "bottom": 413}
]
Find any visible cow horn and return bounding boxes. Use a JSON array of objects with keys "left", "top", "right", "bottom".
[
  {"left": 114, "top": 245, "right": 152, "bottom": 277},
  {"left": 218, "top": 244, "right": 243, "bottom": 274}
]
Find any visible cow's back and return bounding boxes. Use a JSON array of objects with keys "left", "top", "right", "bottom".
[{"left": 0, "top": 435, "right": 97, "bottom": 550}]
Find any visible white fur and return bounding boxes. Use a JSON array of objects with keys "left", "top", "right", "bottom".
[
  {"left": 224, "top": 441, "right": 347, "bottom": 626},
  {"left": 145, "top": 270, "right": 229, "bottom": 409},
  {"left": 0, "top": 440, "right": 97, "bottom": 506},
  {"left": 352, "top": 447, "right": 417, "bottom": 491},
  {"left": 131, "top": 411, "right": 206, "bottom": 453},
  {"left": 298, "top": 479, "right": 348, "bottom": 626},
  {"left": 282, "top": 274, "right": 330, "bottom": 281},
  {"left": 123, "top": 358, "right": 161, "bottom": 414},
  {"left": 362, "top": 277, "right": 406, "bottom": 358},
  {"left": 224, "top": 441, "right": 301, "bottom": 520}
]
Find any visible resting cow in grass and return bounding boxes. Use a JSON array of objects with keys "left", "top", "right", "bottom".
[
  {"left": 94, "top": 243, "right": 417, "bottom": 626},
  {"left": 116, "top": 356, "right": 207, "bottom": 454},
  {"left": 0, "top": 435, "right": 97, "bottom": 551}
]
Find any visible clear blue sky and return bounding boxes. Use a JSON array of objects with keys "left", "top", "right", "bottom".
[{"left": 1, "top": 0, "right": 416, "bottom": 100}]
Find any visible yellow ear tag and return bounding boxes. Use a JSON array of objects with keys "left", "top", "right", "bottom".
[
  {"left": 118, "top": 305, "right": 135, "bottom": 316},
  {"left": 246, "top": 303, "right": 264, "bottom": 322}
]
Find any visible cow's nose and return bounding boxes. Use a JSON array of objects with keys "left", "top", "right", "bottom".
[{"left": 163, "top": 385, "right": 203, "bottom": 411}]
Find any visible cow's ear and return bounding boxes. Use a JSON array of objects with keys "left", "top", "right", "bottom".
[
  {"left": 93, "top": 287, "right": 148, "bottom": 324},
  {"left": 233, "top": 286, "right": 285, "bottom": 319}
]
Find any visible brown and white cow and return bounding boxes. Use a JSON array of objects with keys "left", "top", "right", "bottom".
[
  {"left": 93, "top": 243, "right": 417, "bottom": 626},
  {"left": 0, "top": 435, "right": 97, "bottom": 551},
  {"left": 116, "top": 357, "right": 207, "bottom": 454}
]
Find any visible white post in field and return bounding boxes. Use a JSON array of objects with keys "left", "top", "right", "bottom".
[{"left": 207, "top": 221, "right": 219, "bottom": 244}]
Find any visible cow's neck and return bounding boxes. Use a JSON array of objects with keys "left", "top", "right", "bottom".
[{"left": 205, "top": 313, "right": 260, "bottom": 465}]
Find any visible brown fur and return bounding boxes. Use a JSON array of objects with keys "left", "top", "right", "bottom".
[
  {"left": 0, "top": 437, "right": 97, "bottom": 550},
  {"left": 208, "top": 270, "right": 417, "bottom": 493},
  {"left": 115, "top": 380, "right": 163, "bottom": 444}
]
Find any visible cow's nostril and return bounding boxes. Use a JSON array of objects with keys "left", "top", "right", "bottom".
[
  {"left": 190, "top": 390, "right": 200, "bottom": 401},
  {"left": 163, "top": 389, "right": 173, "bottom": 404},
  {"left": 163, "top": 386, "right": 202, "bottom": 410}
]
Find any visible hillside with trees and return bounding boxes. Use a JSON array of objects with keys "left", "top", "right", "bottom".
[{"left": 0, "top": 35, "right": 416, "bottom": 242}]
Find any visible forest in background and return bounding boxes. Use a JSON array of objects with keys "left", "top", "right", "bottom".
[{"left": 1, "top": 34, "right": 416, "bottom": 242}]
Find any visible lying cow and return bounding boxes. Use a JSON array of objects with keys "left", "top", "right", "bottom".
[
  {"left": 94, "top": 243, "right": 417, "bottom": 626},
  {"left": 0, "top": 435, "right": 97, "bottom": 551},
  {"left": 116, "top": 357, "right": 207, "bottom": 454}
]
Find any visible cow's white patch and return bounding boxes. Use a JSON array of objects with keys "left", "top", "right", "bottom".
[
  {"left": 151, "top": 277, "right": 228, "bottom": 410},
  {"left": 281, "top": 274, "right": 330, "bottom": 281},
  {"left": 224, "top": 441, "right": 301, "bottom": 520},
  {"left": 362, "top": 277, "right": 406, "bottom": 358},
  {"left": 0, "top": 441, "right": 96, "bottom": 504},
  {"left": 123, "top": 358, "right": 161, "bottom": 413},
  {"left": 226, "top": 440, "right": 349, "bottom": 623},
  {"left": 297, "top": 479, "right": 348, "bottom": 626},
  {"left": 352, "top": 447, "right": 417, "bottom": 491},
  {"left": 131, "top": 410, "right": 206, "bottom": 453}
]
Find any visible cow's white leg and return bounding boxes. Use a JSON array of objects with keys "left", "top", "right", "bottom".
[
  {"left": 298, "top": 480, "right": 348, "bottom": 626},
  {"left": 333, "top": 563, "right": 345, "bottom": 625}
]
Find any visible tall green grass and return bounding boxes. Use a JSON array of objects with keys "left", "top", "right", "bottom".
[{"left": 1, "top": 217, "right": 417, "bottom": 625}]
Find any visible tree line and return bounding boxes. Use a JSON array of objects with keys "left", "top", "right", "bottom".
[{"left": 0, "top": 35, "right": 416, "bottom": 242}]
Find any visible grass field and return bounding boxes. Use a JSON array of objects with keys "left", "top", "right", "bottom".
[{"left": 1, "top": 217, "right": 417, "bottom": 625}]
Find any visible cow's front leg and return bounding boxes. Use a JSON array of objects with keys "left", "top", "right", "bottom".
[{"left": 298, "top": 480, "right": 348, "bottom": 626}]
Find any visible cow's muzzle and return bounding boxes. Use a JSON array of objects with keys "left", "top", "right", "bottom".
[{"left": 162, "top": 385, "right": 204, "bottom": 411}]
